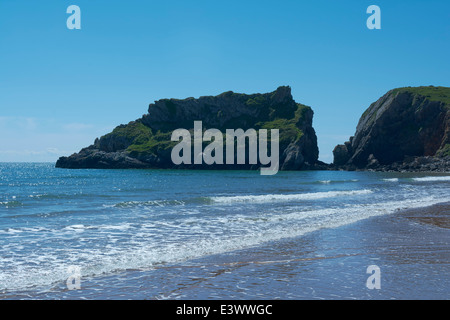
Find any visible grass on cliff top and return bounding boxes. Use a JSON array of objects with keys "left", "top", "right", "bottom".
[
  {"left": 120, "top": 103, "right": 311, "bottom": 157},
  {"left": 110, "top": 121, "right": 152, "bottom": 142},
  {"left": 101, "top": 121, "right": 175, "bottom": 156},
  {"left": 256, "top": 103, "right": 310, "bottom": 147},
  {"left": 393, "top": 86, "right": 450, "bottom": 106},
  {"left": 361, "top": 86, "right": 450, "bottom": 121},
  {"left": 127, "top": 132, "right": 176, "bottom": 156}
]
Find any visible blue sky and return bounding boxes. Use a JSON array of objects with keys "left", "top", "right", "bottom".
[{"left": 0, "top": 0, "right": 449, "bottom": 163}]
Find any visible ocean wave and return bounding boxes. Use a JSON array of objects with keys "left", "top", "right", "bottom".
[
  {"left": 110, "top": 199, "right": 186, "bottom": 208},
  {"left": 0, "top": 226, "right": 49, "bottom": 235},
  {"left": 314, "top": 179, "right": 358, "bottom": 184},
  {"left": 108, "top": 190, "right": 375, "bottom": 208},
  {"left": 0, "top": 201, "right": 23, "bottom": 207},
  {"left": 383, "top": 178, "right": 399, "bottom": 182},
  {"left": 210, "top": 189, "right": 373, "bottom": 204},
  {"left": 28, "top": 193, "right": 115, "bottom": 200},
  {"left": 411, "top": 176, "right": 450, "bottom": 182}
]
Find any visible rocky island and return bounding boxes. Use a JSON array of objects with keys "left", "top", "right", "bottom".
[
  {"left": 56, "top": 85, "right": 450, "bottom": 172},
  {"left": 332, "top": 86, "right": 450, "bottom": 172},
  {"left": 56, "top": 86, "right": 324, "bottom": 170}
]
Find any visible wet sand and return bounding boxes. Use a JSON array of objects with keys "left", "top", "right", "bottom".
[{"left": 401, "top": 202, "right": 450, "bottom": 229}]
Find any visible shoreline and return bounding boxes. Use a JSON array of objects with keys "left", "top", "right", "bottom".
[
  {"left": 399, "top": 201, "right": 450, "bottom": 229},
  {"left": 2, "top": 200, "right": 449, "bottom": 300}
]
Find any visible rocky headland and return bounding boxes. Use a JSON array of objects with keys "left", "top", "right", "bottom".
[{"left": 332, "top": 86, "right": 450, "bottom": 172}]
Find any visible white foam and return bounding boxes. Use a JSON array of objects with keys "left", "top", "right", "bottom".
[
  {"left": 111, "top": 199, "right": 185, "bottom": 208},
  {"left": 0, "top": 201, "right": 22, "bottom": 207},
  {"left": 63, "top": 224, "right": 87, "bottom": 232},
  {"left": 211, "top": 189, "right": 373, "bottom": 204},
  {"left": 4, "top": 228, "right": 23, "bottom": 234},
  {"left": 383, "top": 178, "right": 399, "bottom": 182},
  {"left": 412, "top": 176, "right": 450, "bottom": 182},
  {"left": 0, "top": 226, "right": 48, "bottom": 235}
]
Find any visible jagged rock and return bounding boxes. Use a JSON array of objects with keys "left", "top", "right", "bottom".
[
  {"left": 332, "top": 143, "right": 351, "bottom": 166},
  {"left": 56, "top": 86, "right": 321, "bottom": 171},
  {"left": 366, "top": 154, "right": 380, "bottom": 169},
  {"left": 333, "top": 86, "right": 450, "bottom": 172}
]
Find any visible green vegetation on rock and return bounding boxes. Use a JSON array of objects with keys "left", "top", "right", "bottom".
[
  {"left": 127, "top": 131, "right": 176, "bottom": 157},
  {"left": 393, "top": 86, "right": 450, "bottom": 107},
  {"left": 257, "top": 103, "right": 309, "bottom": 148},
  {"left": 110, "top": 121, "right": 152, "bottom": 143},
  {"left": 438, "top": 143, "right": 450, "bottom": 157}
]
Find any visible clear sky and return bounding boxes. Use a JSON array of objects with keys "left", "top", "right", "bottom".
[{"left": 0, "top": 0, "right": 449, "bottom": 163}]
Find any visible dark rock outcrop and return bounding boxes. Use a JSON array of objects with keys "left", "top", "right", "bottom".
[
  {"left": 332, "top": 86, "right": 450, "bottom": 172},
  {"left": 56, "top": 86, "right": 321, "bottom": 170}
]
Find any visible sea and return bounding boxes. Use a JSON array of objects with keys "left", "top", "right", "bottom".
[{"left": 0, "top": 162, "right": 449, "bottom": 300}]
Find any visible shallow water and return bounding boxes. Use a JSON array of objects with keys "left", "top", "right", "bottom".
[{"left": 0, "top": 163, "right": 449, "bottom": 299}]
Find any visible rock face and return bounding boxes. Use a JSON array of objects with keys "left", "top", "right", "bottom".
[
  {"left": 333, "top": 86, "right": 450, "bottom": 171},
  {"left": 56, "top": 86, "right": 321, "bottom": 170}
]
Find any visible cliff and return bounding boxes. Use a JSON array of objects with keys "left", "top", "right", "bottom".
[
  {"left": 333, "top": 86, "right": 450, "bottom": 171},
  {"left": 56, "top": 86, "right": 322, "bottom": 170}
]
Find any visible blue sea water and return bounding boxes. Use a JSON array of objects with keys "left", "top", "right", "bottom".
[{"left": 0, "top": 163, "right": 449, "bottom": 299}]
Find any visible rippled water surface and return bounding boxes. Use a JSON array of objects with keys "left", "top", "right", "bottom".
[{"left": 0, "top": 163, "right": 449, "bottom": 299}]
